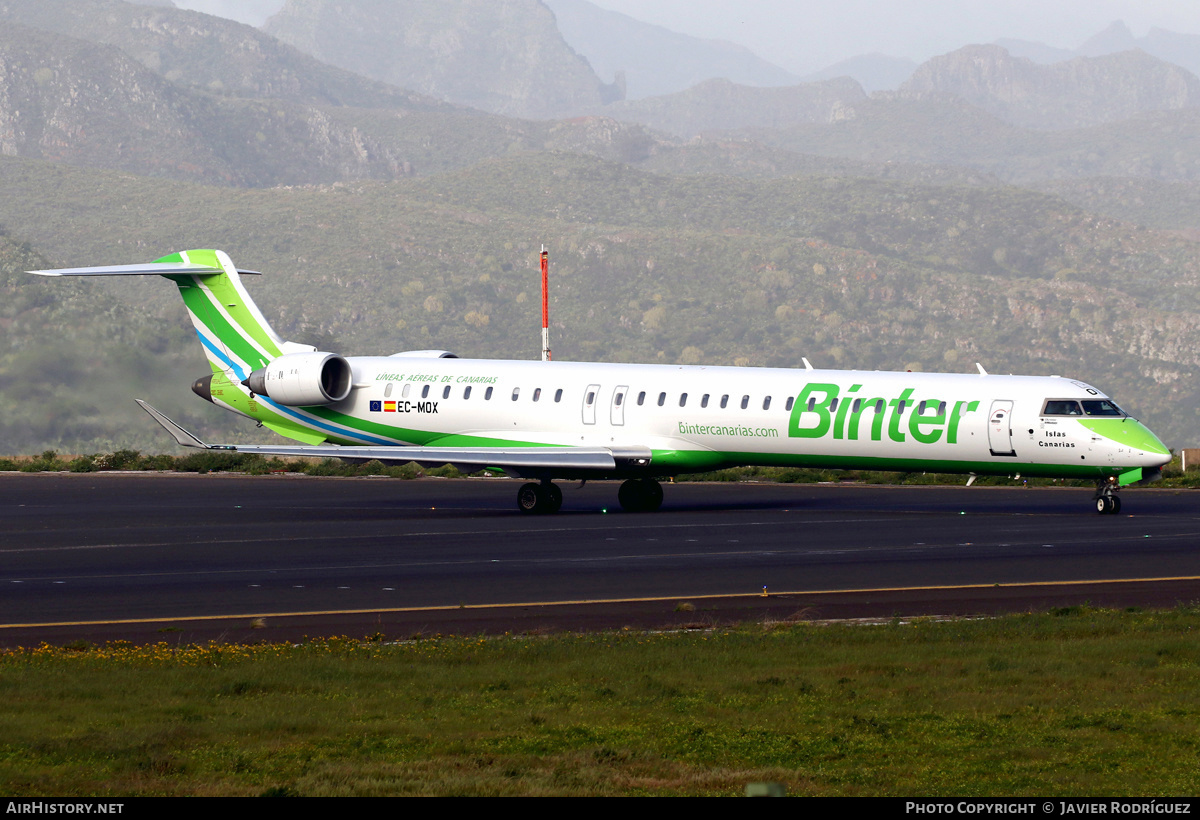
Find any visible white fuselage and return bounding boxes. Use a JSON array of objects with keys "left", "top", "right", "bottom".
[{"left": 241, "top": 355, "right": 1168, "bottom": 480}]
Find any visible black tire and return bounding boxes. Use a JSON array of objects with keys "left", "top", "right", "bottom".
[
  {"left": 618, "top": 479, "right": 644, "bottom": 512},
  {"left": 618, "top": 478, "right": 663, "bottom": 512},
  {"left": 545, "top": 483, "right": 563, "bottom": 513},
  {"left": 641, "top": 479, "right": 663, "bottom": 512},
  {"left": 517, "top": 482, "right": 543, "bottom": 514}
]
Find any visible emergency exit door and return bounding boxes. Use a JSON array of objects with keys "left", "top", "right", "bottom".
[{"left": 582, "top": 383, "right": 600, "bottom": 425}]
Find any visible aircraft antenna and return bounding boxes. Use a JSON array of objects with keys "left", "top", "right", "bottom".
[{"left": 540, "top": 245, "right": 552, "bottom": 361}]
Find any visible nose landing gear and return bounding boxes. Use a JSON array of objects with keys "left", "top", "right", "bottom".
[{"left": 1094, "top": 478, "right": 1122, "bottom": 515}]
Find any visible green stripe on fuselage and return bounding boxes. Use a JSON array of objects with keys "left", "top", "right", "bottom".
[
  {"left": 305, "top": 406, "right": 562, "bottom": 449},
  {"left": 649, "top": 448, "right": 1128, "bottom": 479}
]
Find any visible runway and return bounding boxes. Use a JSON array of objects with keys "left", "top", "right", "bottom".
[{"left": 2, "top": 473, "right": 1199, "bottom": 645}]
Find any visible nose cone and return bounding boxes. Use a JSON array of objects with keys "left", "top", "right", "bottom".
[{"left": 1079, "top": 418, "right": 1171, "bottom": 467}]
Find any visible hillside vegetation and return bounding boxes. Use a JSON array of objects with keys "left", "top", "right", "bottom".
[
  {"left": 2, "top": 0, "right": 1200, "bottom": 454},
  {"left": 4, "top": 152, "right": 1199, "bottom": 451}
]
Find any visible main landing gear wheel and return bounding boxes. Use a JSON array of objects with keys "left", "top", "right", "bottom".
[
  {"left": 516, "top": 481, "right": 562, "bottom": 514},
  {"left": 618, "top": 478, "right": 664, "bottom": 513}
]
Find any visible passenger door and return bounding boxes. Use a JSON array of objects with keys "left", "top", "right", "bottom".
[{"left": 988, "top": 399, "right": 1016, "bottom": 457}]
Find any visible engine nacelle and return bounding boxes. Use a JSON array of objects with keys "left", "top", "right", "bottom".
[{"left": 243, "top": 352, "right": 353, "bottom": 406}]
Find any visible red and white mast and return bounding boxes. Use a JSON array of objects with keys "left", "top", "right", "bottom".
[{"left": 540, "top": 245, "right": 551, "bottom": 361}]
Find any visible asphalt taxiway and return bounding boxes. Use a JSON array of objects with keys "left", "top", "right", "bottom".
[{"left": 2, "top": 473, "right": 1199, "bottom": 644}]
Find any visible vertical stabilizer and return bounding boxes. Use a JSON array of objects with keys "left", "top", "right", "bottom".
[{"left": 157, "top": 250, "right": 305, "bottom": 382}]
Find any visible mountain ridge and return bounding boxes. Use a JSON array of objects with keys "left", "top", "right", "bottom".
[
  {"left": 899, "top": 44, "right": 1200, "bottom": 130},
  {"left": 263, "top": 0, "right": 621, "bottom": 118}
]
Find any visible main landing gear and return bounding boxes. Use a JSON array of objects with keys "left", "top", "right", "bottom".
[
  {"left": 517, "top": 481, "right": 563, "bottom": 514},
  {"left": 617, "top": 478, "right": 663, "bottom": 513},
  {"left": 1094, "top": 478, "right": 1122, "bottom": 515},
  {"left": 514, "top": 478, "right": 665, "bottom": 514}
]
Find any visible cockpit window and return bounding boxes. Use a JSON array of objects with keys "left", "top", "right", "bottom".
[
  {"left": 1082, "top": 400, "right": 1124, "bottom": 417},
  {"left": 1042, "top": 400, "right": 1083, "bottom": 416}
]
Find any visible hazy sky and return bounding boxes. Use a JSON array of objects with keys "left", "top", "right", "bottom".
[
  {"left": 174, "top": 0, "right": 1200, "bottom": 74},
  {"left": 586, "top": 0, "right": 1200, "bottom": 73}
]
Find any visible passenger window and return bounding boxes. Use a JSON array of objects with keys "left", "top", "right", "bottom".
[
  {"left": 512, "top": 387, "right": 520, "bottom": 401},
  {"left": 637, "top": 391, "right": 646, "bottom": 406},
  {"left": 701, "top": 394, "right": 710, "bottom": 408},
  {"left": 463, "top": 386, "right": 472, "bottom": 399},
  {"left": 402, "top": 383, "right": 411, "bottom": 398},
  {"left": 533, "top": 388, "right": 541, "bottom": 402},
  {"left": 937, "top": 401, "right": 946, "bottom": 416},
  {"left": 763, "top": 396, "right": 772, "bottom": 410},
  {"left": 852, "top": 398, "right": 861, "bottom": 413},
  {"left": 720, "top": 395, "right": 729, "bottom": 409},
  {"left": 657, "top": 392, "right": 666, "bottom": 406},
  {"left": 679, "top": 393, "right": 688, "bottom": 407},
  {"left": 443, "top": 385, "right": 451, "bottom": 399},
  {"left": 555, "top": 389, "right": 563, "bottom": 403},
  {"left": 785, "top": 396, "right": 794, "bottom": 412},
  {"left": 485, "top": 386, "right": 493, "bottom": 400},
  {"left": 587, "top": 391, "right": 596, "bottom": 405},
  {"left": 615, "top": 392, "right": 624, "bottom": 406},
  {"left": 827, "top": 397, "right": 835, "bottom": 412},
  {"left": 741, "top": 395, "right": 749, "bottom": 410},
  {"left": 421, "top": 385, "right": 430, "bottom": 399},
  {"left": 384, "top": 383, "right": 394, "bottom": 398},
  {"left": 807, "top": 397, "right": 815, "bottom": 412}
]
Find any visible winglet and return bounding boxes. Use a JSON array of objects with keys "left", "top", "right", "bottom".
[{"left": 135, "top": 400, "right": 210, "bottom": 449}]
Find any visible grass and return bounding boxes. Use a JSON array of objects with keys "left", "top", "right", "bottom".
[
  {"left": 1, "top": 608, "right": 1199, "bottom": 795},
  {"left": 0, "top": 450, "right": 461, "bottom": 479},
  {"left": 8, "top": 449, "right": 1200, "bottom": 488}
]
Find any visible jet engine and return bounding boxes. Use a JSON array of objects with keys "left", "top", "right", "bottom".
[{"left": 243, "top": 352, "right": 353, "bottom": 406}]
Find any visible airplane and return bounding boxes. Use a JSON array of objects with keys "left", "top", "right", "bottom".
[{"left": 31, "top": 249, "right": 1172, "bottom": 515}]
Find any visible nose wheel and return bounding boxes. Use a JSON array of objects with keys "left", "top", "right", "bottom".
[
  {"left": 517, "top": 481, "right": 563, "bottom": 514},
  {"left": 1093, "top": 479, "right": 1122, "bottom": 515}
]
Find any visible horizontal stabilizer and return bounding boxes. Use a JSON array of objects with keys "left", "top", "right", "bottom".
[{"left": 28, "top": 262, "right": 259, "bottom": 277}]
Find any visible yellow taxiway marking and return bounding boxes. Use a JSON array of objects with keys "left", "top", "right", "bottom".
[{"left": 5, "top": 575, "right": 1200, "bottom": 629}]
